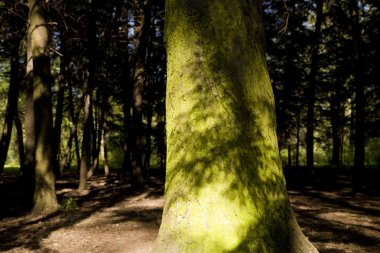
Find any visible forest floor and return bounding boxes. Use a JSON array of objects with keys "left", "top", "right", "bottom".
[{"left": 0, "top": 168, "right": 379, "bottom": 253}]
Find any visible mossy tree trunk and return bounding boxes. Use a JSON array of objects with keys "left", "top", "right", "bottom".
[
  {"left": 29, "top": 0, "right": 59, "bottom": 213},
  {"left": 153, "top": 0, "right": 318, "bottom": 252}
]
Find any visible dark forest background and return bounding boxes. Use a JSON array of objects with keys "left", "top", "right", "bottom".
[{"left": 0, "top": 0, "right": 379, "bottom": 187}]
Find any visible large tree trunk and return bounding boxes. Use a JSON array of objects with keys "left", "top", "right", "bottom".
[
  {"left": 0, "top": 32, "right": 21, "bottom": 174},
  {"left": 22, "top": 23, "right": 35, "bottom": 207},
  {"left": 29, "top": 0, "right": 59, "bottom": 213},
  {"left": 153, "top": 1, "right": 318, "bottom": 252},
  {"left": 306, "top": 0, "right": 323, "bottom": 171}
]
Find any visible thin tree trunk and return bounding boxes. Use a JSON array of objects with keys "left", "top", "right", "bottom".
[
  {"left": 79, "top": 94, "right": 92, "bottom": 192},
  {"left": 14, "top": 114, "right": 25, "bottom": 172},
  {"left": 91, "top": 100, "right": 97, "bottom": 166},
  {"left": 122, "top": 84, "right": 132, "bottom": 181},
  {"left": 68, "top": 82, "right": 81, "bottom": 170},
  {"left": 306, "top": 0, "right": 323, "bottom": 171},
  {"left": 331, "top": 94, "right": 341, "bottom": 167},
  {"left": 101, "top": 123, "right": 109, "bottom": 177},
  {"left": 295, "top": 109, "right": 301, "bottom": 168},
  {"left": 130, "top": 0, "right": 153, "bottom": 187},
  {"left": 143, "top": 104, "right": 153, "bottom": 171},
  {"left": 0, "top": 33, "right": 21, "bottom": 174},
  {"left": 87, "top": 94, "right": 106, "bottom": 179},
  {"left": 78, "top": 0, "right": 98, "bottom": 192},
  {"left": 52, "top": 32, "right": 67, "bottom": 179},
  {"left": 287, "top": 144, "right": 292, "bottom": 168},
  {"left": 351, "top": 0, "right": 365, "bottom": 192}
]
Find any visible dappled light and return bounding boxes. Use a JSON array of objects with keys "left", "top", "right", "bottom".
[{"left": 0, "top": 0, "right": 379, "bottom": 252}]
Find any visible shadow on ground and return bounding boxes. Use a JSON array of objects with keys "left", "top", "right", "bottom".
[
  {"left": 0, "top": 172, "right": 164, "bottom": 252},
  {"left": 285, "top": 167, "right": 380, "bottom": 253},
  {"left": 1, "top": 168, "right": 379, "bottom": 253}
]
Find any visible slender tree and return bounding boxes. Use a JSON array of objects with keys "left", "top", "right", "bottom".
[
  {"left": 351, "top": 0, "right": 365, "bottom": 191},
  {"left": 0, "top": 19, "right": 22, "bottom": 174},
  {"left": 78, "top": 0, "right": 98, "bottom": 192},
  {"left": 153, "top": 0, "right": 318, "bottom": 252},
  {"left": 29, "top": 0, "right": 59, "bottom": 212},
  {"left": 306, "top": 0, "right": 323, "bottom": 170},
  {"left": 130, "top": 0, "right": 153, "bottom": 186}
]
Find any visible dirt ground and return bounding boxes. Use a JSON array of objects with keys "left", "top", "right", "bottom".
[{"left": 0, "top": 169, "right": 379, "bottom": 253}]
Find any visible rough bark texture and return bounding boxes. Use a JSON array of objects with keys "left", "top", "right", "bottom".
[
  {"left": 29, "top": 0, "right": 59, "bottom": 213},
  {"left": 22, "top": 24, "right": 35, "bottom": 206},
  {"left": 153, "top": 0, "right": 318, "bottom": 252}
]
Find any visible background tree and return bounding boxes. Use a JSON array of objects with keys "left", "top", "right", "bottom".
[{"left": 0, "top": 2, "right": 24, "bottom": 174}]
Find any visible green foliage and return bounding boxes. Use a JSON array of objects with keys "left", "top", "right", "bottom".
[
  {"left": 367, "top": 138, "right": 380, "bottom": 166},
  {"left": 60, "top": 197, "right": 78, "bottom": 211},
  {"left": 3, "top": 164, "right": 19, "bottom": 174}
]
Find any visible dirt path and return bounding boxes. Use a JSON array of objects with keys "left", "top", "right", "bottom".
[
  {"left": 286, "top": 169, "right": 380, "bottom": 253},
  {"left": 1, "top": 172, "right": 379, "bottom": 253},
  {"left": 0, "top": 175, "right": 164, "bottom": 253}
]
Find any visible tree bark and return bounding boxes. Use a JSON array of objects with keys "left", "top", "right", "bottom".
[
  {"left": 153, "top": 1, "right": 318, "bottom": 252},
  {"left": 22, "top": 23, "right": 35, "bottom": 207},
  {"left": 29, "top": 0, "right": 59, "bottom": 213},
  {"left": 306, "top": 0, "right": 323, "bottom": 171}
]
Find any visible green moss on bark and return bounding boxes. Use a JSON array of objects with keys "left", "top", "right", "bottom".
[{"left": 154, "top": 0, "right": 318, "bottom": 252}]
